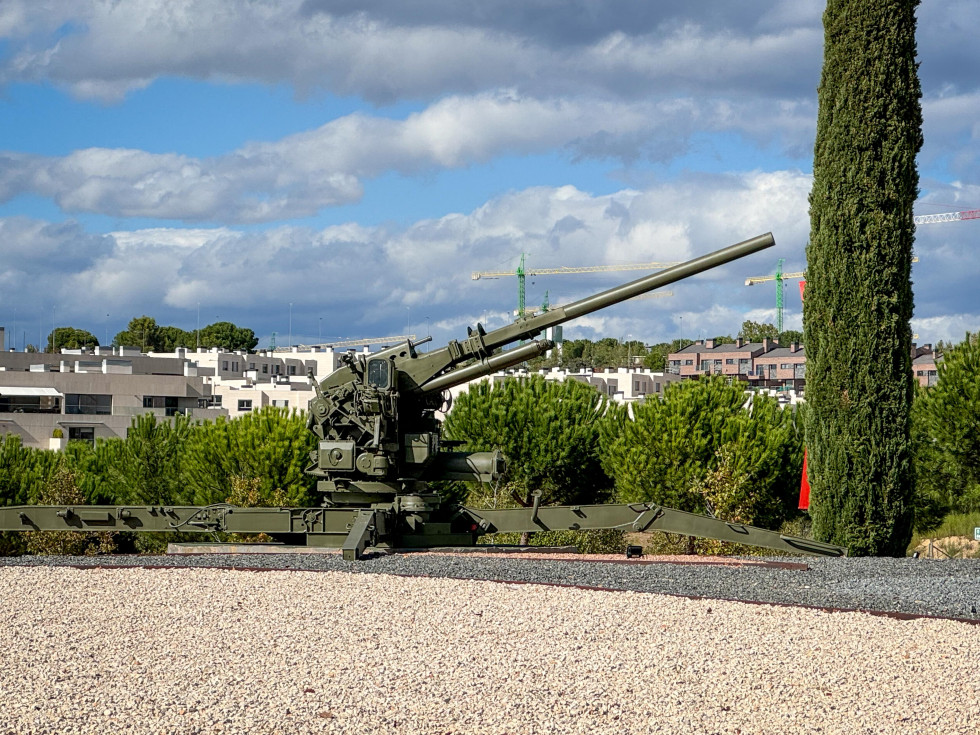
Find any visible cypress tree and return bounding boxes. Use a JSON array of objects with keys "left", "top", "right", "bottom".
[{"left": 804, "top": 0, "right": 922, "bottom": 555}]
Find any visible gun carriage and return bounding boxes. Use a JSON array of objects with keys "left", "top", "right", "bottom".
[{"left": 0, "top": 233, "right": 846, "bottom": 559}]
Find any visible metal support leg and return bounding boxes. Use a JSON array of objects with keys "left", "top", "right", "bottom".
[{"left": 342, "top": 509, "right": 378, "bottom": 561}]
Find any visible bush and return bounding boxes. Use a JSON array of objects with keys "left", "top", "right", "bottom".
[{"left": 24, "top": 467, "right": 116, "bottom": 556}]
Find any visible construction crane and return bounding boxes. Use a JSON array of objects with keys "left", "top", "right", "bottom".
[
  {"left": 745, "top": 209, "right": 977, "bottom": 329},
  {"left": 913, "top": 208, "right": 980, "bottom": 225},
  {"left": 522, "top": 289, "right": 673, "bottom": 318},
  {"left": 744, "top": 260, "right": 805, "bottom": 333},
  {"left": 747, "top": 244, "right": 929, "bottom": 332},
  {"left": 471, "top": 254, "right": 682, "bottom": 317}
]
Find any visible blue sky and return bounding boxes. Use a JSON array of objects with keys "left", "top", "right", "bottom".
[{"left": 1, "top": 0, "right": 978, "bottom": 352}]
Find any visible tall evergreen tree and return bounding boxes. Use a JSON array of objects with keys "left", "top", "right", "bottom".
[{"left": 804, "top": 0, "right": 922, "bottom": 555}]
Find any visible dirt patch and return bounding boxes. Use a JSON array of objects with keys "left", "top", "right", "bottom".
[{"left": 914, "top": 535, "right": 980, "bottom": 559}]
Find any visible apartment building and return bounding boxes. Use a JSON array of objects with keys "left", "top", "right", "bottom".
[
  {"left": 440, "top": 365, "right": 681, "bottom": 419},
  {"left": 913, "top": 349, "right": 940, "bottom": 387},
  {"left": 549, "top": 366, "right": 682, "bottom": 400},
  {"left": 668, "top": 338, "right": 940, "bottom": 391},
  {"left": 0, "top": 341, "right": 363, "bottom": 447},
  {"left": 0, "top": 347, "right": 225, "bottom": 450},
  {"left": 144, "top": 345, "right": 370, "bottom": 418},
  {"left": 667, "top": 338, "right": 772, "bottom": 379},
  {"left": 752, "top": 343, "right": 806, "bottom": 386},
  {"left": 150, "top": 346, "right": 345, "bottom": 383}
]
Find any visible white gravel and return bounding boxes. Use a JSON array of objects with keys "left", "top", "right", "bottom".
[{"left": 2, "top": 566, "right": 978, "bottom": 735}]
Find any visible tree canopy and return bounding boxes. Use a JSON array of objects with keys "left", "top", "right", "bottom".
[
  {"left": 598, "top": 377, "right": 803, "bottom": 529},
  {"left": 112, "top": 316, "right": 257, "bottom": 352},
  {"left": 199, "top": 321, "right": 258, "bottom": 352},
  {"left": 912, "top": 332, "right": 980, "bottom": 527},
  {"left": 444, "top": 375, "right": 612, "bottom": 507},
  {"left": 47, "top": 327, "right": 99, "bottom": 352}
]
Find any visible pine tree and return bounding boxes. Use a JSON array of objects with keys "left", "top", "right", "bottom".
[
  {"left": 444, "top": 375, "right": 612, "bottom": 508},
  {"left": 598, "top": 378, "right": 803, "bottom": 528},
  {"left": 804, "top": 0, "right": 922, "bottom": 555}
]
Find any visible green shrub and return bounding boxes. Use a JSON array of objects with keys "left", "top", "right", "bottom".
[{"left": 24, "top": 467, "right": 116, "bottom": 556}]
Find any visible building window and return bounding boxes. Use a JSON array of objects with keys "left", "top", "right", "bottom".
[
  {"left": 238, "top": 399, "right": 253, "bottom": 412},
  {"left": 274, "top": 365, "right": 281, "bottom": 375},
  {"left": 700, "top": 360, "right": 710, "bottom": 371},
  {"left": 725, "top": 359, "right": 734, "bottom": 365},
  {"left": 0, "top": 394, "right": 61, "bottom": 414},
  {"left": 684, "top": 359, "right": 693, "bottom": 366},
  {"left": 222, "top": 361, "right": 229, "bottom": 371},
  {"left": 65, "top": 394, "right": 111, "bottom": 415},
  {"left": 212, "top": 394, "right": 222, "bottom": 407},
  {"left": 288, "top": 365, "right": 296, "bottom": 376},
  {"left": 655, "top": 383, "right": 661, "bottom": 393},
  {"left": 262, "top": 364, "right": 268, "bottom": 374},
  {"left": 780, "top": 363, "right": 792, "bottom": 370},
  {"left": 272, "top": 399, "right": 289, "bottom": 408},
  {"left": 143, "top": 395, "right": 180, "bottom": 416},
  {"left": 69, "top": 426, "right": 95, "bottom": 445},
  {"left": 232, "top": 361, "right": 238, "bottom": 372},
  {"left": 249, "top": 363, "right": 256, "bottom": 370}
]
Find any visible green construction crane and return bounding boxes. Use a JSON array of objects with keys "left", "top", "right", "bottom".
[
  {"left": 472, "top": 254, "right": 682, "bottom": 319},
  {"left": 745, "top": 259, "right": 806, "bottom": 333}
]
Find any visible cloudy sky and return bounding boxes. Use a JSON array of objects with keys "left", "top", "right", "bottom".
[{"left": 1, "top": 0, "right": 978, "bottom": 352}]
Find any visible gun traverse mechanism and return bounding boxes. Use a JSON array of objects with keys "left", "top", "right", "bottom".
[{"left": 0, "top": 233, "right": 847, "bottom": 559}]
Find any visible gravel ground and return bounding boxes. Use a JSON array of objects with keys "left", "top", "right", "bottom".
[
  {"left": 1, "top": 561, "right": 979, "bottom": 735},
  {"left": 2, "top": 552, "right": 978, "bottom": 620}
]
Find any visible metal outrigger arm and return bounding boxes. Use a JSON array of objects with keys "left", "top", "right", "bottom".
[{"left": 0, "top": 501, "right": 845, "bottom": 560}]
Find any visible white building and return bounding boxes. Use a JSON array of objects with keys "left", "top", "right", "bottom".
[
  {"left": 0, "top": 346, "right": 225, "bottom": 449},
  {"left": 1, "top": 335, "right": 686, "bottom": 450},
  {"left": 440, "top": 365, "right": 682, "bottom": 419}
]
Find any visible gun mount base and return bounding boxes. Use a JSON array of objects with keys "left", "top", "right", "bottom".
[{"left": 1, "top": 498, "right": 845, "bottom": 560}]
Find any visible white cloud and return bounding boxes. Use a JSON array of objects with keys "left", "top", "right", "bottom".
[
  {"left": 0, "top": 173, "right": 823, "bottom": 343},
  {"left": 911, "top": 314, "right": 980, "bottom": 346},
  {"left": 0, "top": 94, "right": 819, "bottom": 222},
  {"left": 1, "top": 1, "right": 825, "bottom": 102}
]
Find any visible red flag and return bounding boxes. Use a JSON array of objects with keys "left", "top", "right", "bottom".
[
  {"left": 799, "top": 280, "right": 806, "bottom": 301},
  {"left": 799, "top": 448, "right": 811, "bottom": 509}
]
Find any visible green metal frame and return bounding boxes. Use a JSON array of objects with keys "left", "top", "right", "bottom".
[{"left": 0, "top": 501, "right": 846, "bottom": 560}]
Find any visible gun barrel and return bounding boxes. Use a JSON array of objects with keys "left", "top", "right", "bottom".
[
  {"left": 421, "top": 339, "right": 553, "bottom": 393},
  {"left": 562, "top": 232, "right": 774, "bottom": 319},
  {"left": 478, "top": 232, "right": 775, "bottom": 351}
]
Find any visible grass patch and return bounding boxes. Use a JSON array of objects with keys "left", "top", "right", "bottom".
[
  {"left": 909, "top": 511, "right": 980, "bottom": 558},
  {"left": 909, "top": 512, "right": 980, "bottom": 549}
]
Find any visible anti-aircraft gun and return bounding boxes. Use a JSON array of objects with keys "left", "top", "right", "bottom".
[{"left": 0, "top": 233, "right": 846, "bottom": 559}]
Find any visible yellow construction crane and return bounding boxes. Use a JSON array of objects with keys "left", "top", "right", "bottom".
[
  {"left": 471, "top": 254, "right": 681, "bottom": 317},
  {"left": 520, "top": 290, "right": 673, "bottom": 318}
]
